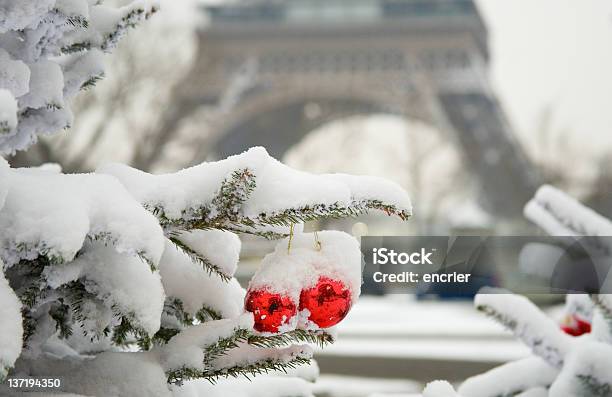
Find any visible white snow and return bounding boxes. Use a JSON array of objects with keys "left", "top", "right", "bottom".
[
  {"left": 212, "top": 343, "right": 313, "bottom": 372},
  {"left": 0, "top": 89, "right": 17, "bottom": 133},
  {"left": 549, "top": 340, "right": 612, "bottom": 396},
  {"left": 23, "top": 351, "right": 172, "bottom": 397},
  {"left": 99, "top": 147, "right": 411, "bottom": 224},
  {"left": 247, "top": 230, "right": 362, "bottom": 331},
  {"left": 0, "top": 49, "right": 30, "bottom": 98},
  {"left": 175, "top": 229, "right": 241, "bottom": 277},
  {"left": 5, "top": 107, "right": 74, "bottom": 153},
  {"left": 0, "top": 264, "right": 22, "bottom": 381},
  {"left": 159, "top": 239, "right": 245, "bottom": 319},
  {"left": 61, "top": 50, "right": 106, "bottom": 100},
  {"left": 524, "top": 199, "right": 575, "bottom": 236},
  {"left": 55, "top": 0, "right": 90, "bottom": 20},
  {"left": 524, "top": 184, "right": 612, "bottom": 254},
  {"left": 564, "top": 294, "right": 593, "bottom": 322},
  {"left": 0, "top": 158, "right": 9, "bottom": 210},
  {"left": 89, "top": 1, "right": 160, "bottom": 50},
  {"left": 0, "top": 0, "right": 55, "bottom": 33},
  {"left": 157, "top": 313, "right": 253, "bottom": 372},
  {"left": 325, "top": 173, "right": 412, "bottom": 216},
  {"left": 243, "top": 154, "right": 351, "bottom": 218},
  {"left": 475, "top": 291, "right": 574, "bottom": 368},
  {"left": 63, "top": 242, "right": 165, "bottom": 336},
  {"left": 98, "top": 147, "right": 271, "bottom": 220},
  {"left": 515, "top": 388, "right": 548, "bottom": 397},
  {"left": 458, "top": 357, "right": 557, "bottom": 397},
  {"left": 422, "top": 381, "right": 460, "bottom": 397},
  {"left": 35, "top": 162, "right": 63, "bottom": 173},
  {"left": 590, "top": 310, "right": 612, "bottom": 345},
  {"left": 60, "top": 1, "right": 158, "bottom": 55},
  {"left": 0, "top": 166, "right": 165, "bottom": 267},
  {"left": 19, "top": 60, "right": 65, "bottom": 109},
  {"left": 269, "top": 359, "right": 320, "bottom": 382},
  {"left": 590, "top": 295, "right": 612, "bottom": 344}
]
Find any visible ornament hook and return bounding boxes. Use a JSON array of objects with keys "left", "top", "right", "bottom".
[
  {"left": 287, "top": 223, "right": 295, "bottom": 254},
  {"left": 314, "top": 230, "right": 322, "bottom": 251}
]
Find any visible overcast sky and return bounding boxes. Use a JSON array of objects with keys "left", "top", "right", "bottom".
[{"left": 475, "top": 0, "right": 612, "bottom": 153}]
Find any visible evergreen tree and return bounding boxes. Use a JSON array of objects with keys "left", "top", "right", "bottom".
[{"left": 0, "top": 2, "right": 412, "bottom": 396}]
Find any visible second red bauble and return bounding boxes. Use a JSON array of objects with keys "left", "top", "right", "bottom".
[
  {"left": 561, "top": 314, "right": 591, "bottom": 337},
  {"left": 299, "top": 277, "right": 352, "bottom": 328},
  {"left": 245, "top": 289, "right": 296, "bottom": 333}
]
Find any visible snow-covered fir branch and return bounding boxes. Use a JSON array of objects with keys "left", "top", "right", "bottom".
[
  {"left": 168, "top": 236, "right": 233, "bottom": 282},
  {"left": 458, "top": 357, "right": 558, "bottom": 397},
  {"left": 475, "top": 289, "right": 574, "bottom": 368},
  {"left": 0, "top": 0, "right": 159, "bottom": 154},
  {"left": 0, "top": 147, "right": 410, "bottom": 394},
  {"left": 100, "top": 147, "right": 411, "bottom": 237},
  {"left": 424, "top": 186, "right": 612, "bottom": 397},
  {"left": 159, "top": 315, "right": 329, "bottom": 385},
  {"left": 0, "top": 3, "right": 416, "bottom": 395},
  {"left": 524, "top": 184, "right": 612, "bottom": 255}
]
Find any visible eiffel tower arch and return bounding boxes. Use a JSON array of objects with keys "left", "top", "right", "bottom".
[{"left": 189, "top": 0, "right": 539, "bottom": 218}]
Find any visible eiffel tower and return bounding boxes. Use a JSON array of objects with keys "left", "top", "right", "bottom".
[{"left": 190, "top": 0, "right": 539, "bottom": 218}]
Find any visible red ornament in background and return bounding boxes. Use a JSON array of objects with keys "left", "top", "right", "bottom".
[
  {"left": 245, "top": 290, "right": 296, "bottom": 333},
  {"left": 561, "top": 314, "right": 591, "bottom": 337},
  {"left": 299, "top": 277, "right": 352, "bottom": 328}
]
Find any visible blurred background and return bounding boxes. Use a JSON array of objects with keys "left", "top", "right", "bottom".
[{"left": 7, "top": 0, "right": 612, "bottom": 395}]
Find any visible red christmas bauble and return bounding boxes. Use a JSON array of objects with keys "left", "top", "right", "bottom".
[
  {"left": 299, "top": 277, "right": 352, "bottom": 328},
  {"left": 561, "top": 314, "right": 591, "bottom": 337},
  {"left": 245, "top": 289, "right": 297, "bottom": 333}
]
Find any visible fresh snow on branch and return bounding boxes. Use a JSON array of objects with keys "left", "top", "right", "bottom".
[
  {"left": 0, "top": 0, "right": 158, "bottom": 153},
  {"left": 159, "top": 239, "right": 245, "bottom": 323},
  {"left": 549, "top": 341, "right": 612, "bottom": 396},
  {"left": 45, "top": 242, "right": 166, "bottom": 336},
  {"left": 460, "top": 291, "right": 612, "bottom": 397},
  {"left": 14, "top": 350, "right": 173, "bottom": 397},
  {"left": 174, "top": 230, "right": 241, "bottom": 278},
  {"left": 0, "top": 265, "right": 22, "bottom": 382},
  {"left": 210, "top": 343, "right": 313, "bottom": 377},
  {"left": 524, "top": 184, "right": 612, "bottom": 255},
  {"left": 0, "top": 0, "right": 56, "bottom": 33},
  {"left": 475, "top": 290, "right": 574, "bottom": 368},
  {"left": 458, "top": 357, "right": 558, "bottom": 397},
  {"left": 98, "top": 146, "right": 412, "bottom": 233},
  {"left": 0, "top": 164, "right": 165, "bottom": 267},
  {"left": 158, "top": 314, "right": 254, "bottom": 376},
  {"left": 422, "top": 380, "right": 462, "bottom": 397},
  {"left": 0, "top": 89, "right": 17, "bottom": 135}
]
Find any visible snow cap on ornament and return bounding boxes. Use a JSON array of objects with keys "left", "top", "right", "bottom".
[
  {"left": 560, "top": 294, "right": 593, "bottom": 337},
  {"left": 245, "top": 230, "right": 363, "bottom": 333}
]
